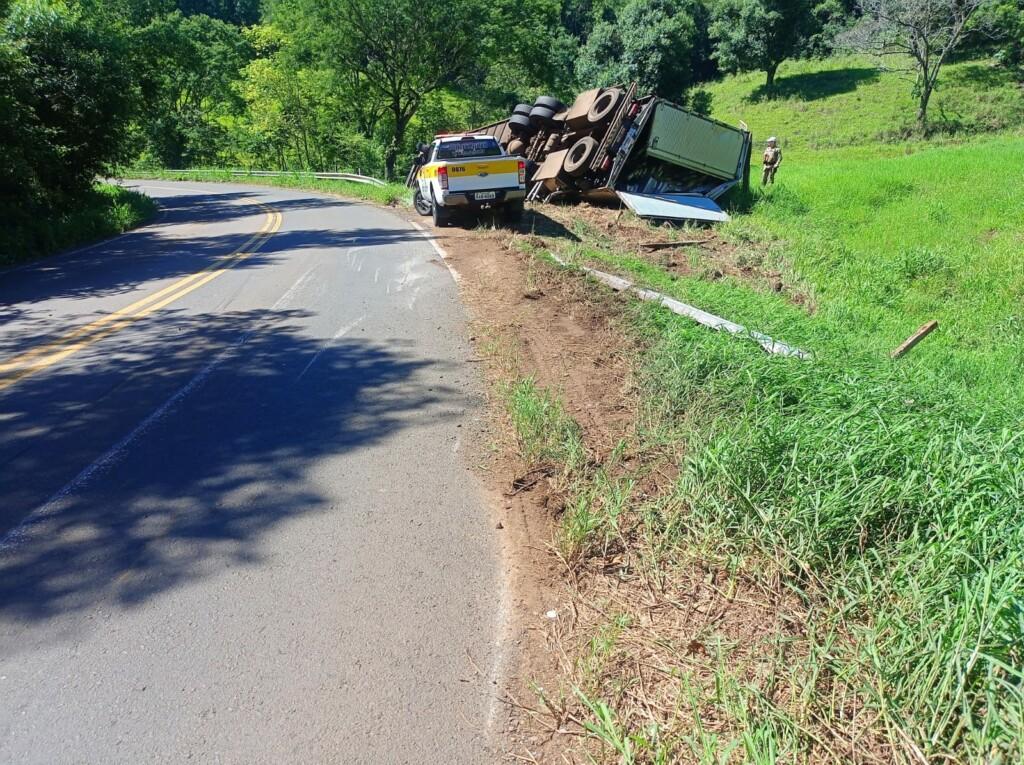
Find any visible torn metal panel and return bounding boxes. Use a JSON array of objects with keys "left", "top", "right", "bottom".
[{"left": 616, "top": 192, "right": 730, "bottom": 223}]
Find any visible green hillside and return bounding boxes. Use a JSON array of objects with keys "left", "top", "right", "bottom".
[{"left": 705, "top": 54, "right": 1024, "bottom": 153}]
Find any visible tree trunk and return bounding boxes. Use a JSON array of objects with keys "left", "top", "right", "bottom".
[
  {"left": 765, "top": 62, "right": 778, "bottom": 90},
  {"left": 385, "top": 107, "right": 410, "bottom": 181},
  {"left": 917, "top": 80, "right": 933, "bottom": 133}
]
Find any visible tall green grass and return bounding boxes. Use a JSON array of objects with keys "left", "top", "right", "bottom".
[
  {"left": 1, "top": 184, "right": 157, "bottom": 266},
  {"left": 632, "top": 299, "right": 1023, "bottom": 761}
]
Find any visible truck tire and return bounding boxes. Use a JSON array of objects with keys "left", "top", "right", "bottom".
[
  {"left": 587, "top": 88, "right": 623, "bottom": 125},
  {"left": 414, "top": 187, "right": 432, "bottom": 216},
  {"left": 431, "top": 197, "right": 451, "bottom": 227},
  {"left": 534, "top": 95, "right": 566, "bottom": 112},
  {"left": 563, "top": 136, "right": 598, "bottom": 177},
  {"left": 512, "top": 103, "right": 532, "bottom": 117},
  {"left": 508, "top": 114, "right": 536, "bottom": 137},
  {"left": 528, "top": 105, "right": 557, "bottom": 128}
]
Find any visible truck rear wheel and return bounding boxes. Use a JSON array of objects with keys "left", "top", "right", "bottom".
[
  {"left": 414, "top": 188, "right": 432, "bottom": 216},
  {"left": 528, "top": 106, "right": 557, "bottom": 129},
  {"left": 563, "top": 136, "right": 598, "bottom": 177},
  {"left": 587, "top": 88, "right": 623, "bottom": 125},
  {"left": 508, "top": 114, "right": 536, "bottom": 137},
  {"left": 431, "top": 198, "right": 451, "bottom": 227},
  {"left": 534, "top": 95, "right": 566, "bottom": 112}
]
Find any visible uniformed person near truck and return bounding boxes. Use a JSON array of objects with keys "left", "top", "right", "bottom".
[{"left": 762, "top": 136, "right": 782, "bottom": 185}]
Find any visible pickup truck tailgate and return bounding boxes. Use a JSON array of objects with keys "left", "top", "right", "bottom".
[{"left": 447, "top": 159, "right": 521, "bottom": 192}]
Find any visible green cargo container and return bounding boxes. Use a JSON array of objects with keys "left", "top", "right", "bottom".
[{"left": 644, "top": 101, "right": 746, "bottom": 181}]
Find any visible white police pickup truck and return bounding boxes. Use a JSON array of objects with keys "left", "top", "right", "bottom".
[{"left": 412, "top": 135, "right": 527, "bottom": 227}]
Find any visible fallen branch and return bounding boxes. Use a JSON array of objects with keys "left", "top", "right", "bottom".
[
  {"left": 638, "top": 239, "right": 711, "bottom": 251},
  {"left": 890, "top": 320, "right": 938, "bottom": 359}
]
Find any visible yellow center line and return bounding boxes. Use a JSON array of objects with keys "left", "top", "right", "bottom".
[{"left": 0, "top": 201, "right": 283, "bottom": 392}]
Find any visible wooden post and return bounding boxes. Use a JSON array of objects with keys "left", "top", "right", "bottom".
[{"left": 891, "top": 320, "right": 938, "bottom": 359}]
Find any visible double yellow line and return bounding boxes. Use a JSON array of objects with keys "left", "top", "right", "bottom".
[{"left": 0, "top": 199, "right": 283, "bottom": 393}]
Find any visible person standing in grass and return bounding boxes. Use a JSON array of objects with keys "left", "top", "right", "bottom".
[{"left": 762, "top": 137, "right": 782, "bottom": 185}]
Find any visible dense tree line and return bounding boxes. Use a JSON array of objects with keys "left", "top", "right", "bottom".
[{"left": 1, "top": 0, "right": 1021, "bottom": 223}]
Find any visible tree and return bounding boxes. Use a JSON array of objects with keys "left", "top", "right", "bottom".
[
  {"left": 134, "top": 11, "right": 251, "bottom": 166},
  {"left": 2, "top": 0, "right": 138, "bottom": 203},
  {"left": 577, "top": 0, "right": 700, "bottom": 98},
  {"left": 274, "top": 0, "right": 483, "bottom": 179},
  {"left": 710, "top": 0, "right": 816, "bottom": 89},
  {"left": 990, "top": 0, "right": 1024, "bottom": 67},
  {"left": 478, "top": 0, "right": 578, "bottom": 104},
  {"left": 843, "top": 0, "right": 992, "bottom": 129}
]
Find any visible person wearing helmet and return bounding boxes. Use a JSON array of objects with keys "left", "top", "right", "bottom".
[{"left": 762, "top": 137, "right": 782, "bottom": 185}]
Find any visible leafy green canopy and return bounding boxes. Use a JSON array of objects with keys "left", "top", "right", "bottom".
[
  {"left": 710, "top": 0, "right": 816, "bottom": 88},
  {"left": 577, "top": 0, "right": 705, "bottom": 99},
  {"left": 1, "top": 1, "right": 136, "bottom": 210}
]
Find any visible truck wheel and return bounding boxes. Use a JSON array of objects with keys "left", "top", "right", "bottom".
[
  {"left": 431, "top": 199, "right": 451, "bottom": 228},
  {"left": 528, "top": 105, "right": 557, "bottom": 129},
  {"left": 414, "top": 188, "right": 432, "bottom": 216},
  {"left": 587, "top": 88, "right": 623, "bottom": 125},
  {"left": 534, "top": 95, "right": 566, "bottom": 112},
  {"left": 508, "top": 114, "right": 536, "bottom": 137},
  {"left": 504, "top": 200, "right": 525, "bottom": 225},
  {"left": 512, "top": 103, "right": 532, "bottom": 117},
  {"left": 563, "top": 136, "right": 598, "bottom": 177}
]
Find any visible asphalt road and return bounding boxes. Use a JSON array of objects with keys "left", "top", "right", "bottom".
[{"left": 0, "top": 181, "right": 502, "bottom": 763}]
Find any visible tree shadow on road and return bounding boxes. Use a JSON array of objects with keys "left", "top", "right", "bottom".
[
  {"left": 0, "top": 219, "right": 425, "bottom": 353},
  {"left": 0, "top": 306, "right": 470, "bottom": 632}
]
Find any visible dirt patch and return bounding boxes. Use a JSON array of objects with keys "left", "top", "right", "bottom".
[{"left": 534, "top": 201, "right": 813, "bottom": 310}]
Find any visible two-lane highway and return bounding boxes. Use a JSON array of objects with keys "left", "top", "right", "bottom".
[{"left": 0, "top": 182, "right": 502, "bottom": 763}]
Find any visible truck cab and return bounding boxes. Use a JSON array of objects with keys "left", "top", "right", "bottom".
[{"left": 413, "top": 135, "right": 527, "bottom": 227}]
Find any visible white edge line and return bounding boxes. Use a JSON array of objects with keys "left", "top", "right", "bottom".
[{"left": 410, "top": 221, "right": 461, "bottom": 284}]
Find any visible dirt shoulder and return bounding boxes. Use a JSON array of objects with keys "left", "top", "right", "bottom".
[{"left": 424, "top": 214, "right": 640, "bottom": 760}]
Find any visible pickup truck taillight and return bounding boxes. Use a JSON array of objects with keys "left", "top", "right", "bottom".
[
  {"left": 518, "top": 160, "right": 526, "bottom": 185},
  {"left": 438, "top": 166, "right": 448, "bottom": 191}
]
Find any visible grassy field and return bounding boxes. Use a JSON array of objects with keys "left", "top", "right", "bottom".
[
  {"left": 704, "top": 54, "right": 1024, "bottom": 153},
  {"left": 504, "top": 57, "right": 1024, "bottom": 763},
  {"left": 1, "top": 184, "right": 157, "bottom": 267}
]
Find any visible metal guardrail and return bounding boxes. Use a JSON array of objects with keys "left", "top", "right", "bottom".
[{"left": 164, "top": 169, "right": 388, "bottom": 188}]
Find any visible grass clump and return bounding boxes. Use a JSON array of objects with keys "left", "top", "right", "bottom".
[
  {"left": 1, "top": 183, "right": 156, "bottom": 266},
  {"left": 631, "top": 300, "right": 1024, "bottom": 761},
  {"left": 126, "top": 168, "right": 411, "bottom": 208}
]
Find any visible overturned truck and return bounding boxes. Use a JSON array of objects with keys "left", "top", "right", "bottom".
[{"left": 471, "top": 85, "right": 752, "bottom": 223}]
